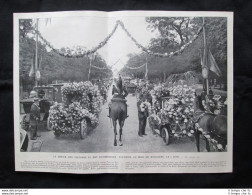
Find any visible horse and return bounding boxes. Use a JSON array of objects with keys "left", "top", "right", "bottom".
[
  {"left": 110, "top": 98, "right": 127, "bottom": 146},
  {"left": 193, "top": 94, "right": 227, "bottom": 152}
]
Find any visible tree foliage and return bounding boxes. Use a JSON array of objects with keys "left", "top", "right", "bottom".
[
  {"left": 120, "top": 17, "right": 227, "bottom": 83},
  {"left": 19, "top": 19, "right": 33, "bottom": 40}
]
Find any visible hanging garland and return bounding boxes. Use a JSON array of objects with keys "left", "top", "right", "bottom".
[
  {"left": 31, "top": 20, "right": 203, "bottom": 58},
  {"left": 117, "top": 20, "right": 203, "bottom": 58},
  {"left": 91, "top": 64, "right": 110, "bottom": 70},
  {"left": 125, "top": 63, "right": 146, "bottom": 70},
  {"left": 31, "top": 21, "right": 120, "bottom": 58}
]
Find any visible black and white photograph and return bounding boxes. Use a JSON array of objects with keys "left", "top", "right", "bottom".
[{"left": 14, "top": 11, "right": 233, "bottom": 173}]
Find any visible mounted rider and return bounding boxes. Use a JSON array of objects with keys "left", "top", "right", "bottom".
[{"left": 108, "top": 74, "right": 129, "bottom": 118}]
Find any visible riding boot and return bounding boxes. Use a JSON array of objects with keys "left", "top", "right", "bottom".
[
  {"left": 107, "top": 107, "right": 111, "bottom": 118},
  {"left": 126, "top": 103, "right": 129, "bottom": 118}
]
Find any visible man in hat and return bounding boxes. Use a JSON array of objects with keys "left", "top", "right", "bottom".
[
  {"left": 137, "top": 94, "right": 148, "bottom": 137},
  {"left": 30, "top": 98, "right": 40, "bottom": 140}
]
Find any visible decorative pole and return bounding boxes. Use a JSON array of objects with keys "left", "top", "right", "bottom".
[
  {"left": 35, "top": 18, "right": 39, "bottom": 87},
  {"left": 88, "top": 55, "right": 92, "bottom": 81},
  {"left": 145, "top": 55, "right": 148, "bottom": 80},
  {"left": 202, "top": 17, "right": 210, "bottom": 111},
  {"left": 202, "top": 17, "right": 209, "bottom": 95}
]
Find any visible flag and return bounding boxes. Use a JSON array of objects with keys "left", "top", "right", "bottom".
[
  {"left": 208, "top": 49, "right": 222, "bottom": 77},
  {"left": 200, "top": 49, "right": 204, "bottom": 67},
  {"left": 36, "top": 70, "right": 41, "bottom": 81},
  {"left": 28, "top": 53, "right": 35, "bottom": 77}
]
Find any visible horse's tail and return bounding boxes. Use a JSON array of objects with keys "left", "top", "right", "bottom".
[
  {"left": 111, "top": 101, "right": 127, "bottom": 122},
  {"left": 114, "top": 107, "right": 124, "bottom": 122}
]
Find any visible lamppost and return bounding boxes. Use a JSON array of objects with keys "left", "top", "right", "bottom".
[
  {"left": 145, "top": 55, "right": 148, "bottom": 80},
  {"left": 35, "top": 18, "right": 39, "bottom": 87}
]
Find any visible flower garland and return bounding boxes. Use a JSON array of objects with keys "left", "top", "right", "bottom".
[
  {"left": 118, "top": 20, "right": 203, "bottom": 57},
  {"left": 125, "top": 63, "right": 146, "bottom": 70},
  {"left": 31, "top": 21, "right": 120, "bottom": 58},
  {"left": 91, "top": 64, "right": 110, "bottom": 70},
  {"left": 31, "top": 20, "right": 203, "bottom": 58},
  {"left": 194, "top": 123, "right": 227, "bottom": 151}
]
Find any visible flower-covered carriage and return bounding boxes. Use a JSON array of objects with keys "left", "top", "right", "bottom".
[
  {"left": 148, "top": 85, "right": 196, "bottom": 145},
  {"left": 124, "top": 78, "right": 137, "bottom": 94},
  {"left": 148, "top": 83, "right": 228, "bottom": 151},
  {"left": 48, "top": 81, "right": 103, "bottom": 139},
  {"left": 126, "top": 82, "right": 137, "bottom": 94}
]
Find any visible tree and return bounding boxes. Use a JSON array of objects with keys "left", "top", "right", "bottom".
[
  {"left": 19, "top": 19, "right": 33, "bottom": 40},
  {"left": 19, "top": 27, "right": 111, "bottom": 93},
  {"left": 146, "top": 17, "right": 199, "bottom": 50},
  {"left": 120, "top": 17, "right": 227, "bottom": 84}
]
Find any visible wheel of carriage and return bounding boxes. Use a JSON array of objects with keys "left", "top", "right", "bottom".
[
  {"left": 54, "top": 130, "right": 61, "bottom": 137},
  {"left": 46, "top": 117, "right": 53, "bottom": 131},
  {"left": 21, "top": 115, "right": 29, "bottom": 131},
  {"left": 161, "top": 127, "right": 170, "bottom": 145},
  {"left": 80, "top": 118, "right": 88, "bottom": 140}
]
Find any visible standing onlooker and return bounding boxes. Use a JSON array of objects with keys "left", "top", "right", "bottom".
[
  {"left": 30, "top": 98, "right": 40, "bottom": 140},
  {"left": 137, "top": 95, "right": 149, "bottom": 137}
]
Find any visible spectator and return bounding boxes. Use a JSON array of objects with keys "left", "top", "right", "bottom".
[
  {"left": 137, "top": 95, "right": 149, "bottom": 137},
  {"left": 30, "top": 98, "right": 40, "bottom": 140}
]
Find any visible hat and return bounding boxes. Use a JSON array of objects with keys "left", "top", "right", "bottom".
[{"left": 29, "top": 90, "right": 37, "bottom": 98}]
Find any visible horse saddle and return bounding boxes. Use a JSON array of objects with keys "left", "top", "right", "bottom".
[{"left": 111, "top": 97, "right": 127, "bottom": 102}]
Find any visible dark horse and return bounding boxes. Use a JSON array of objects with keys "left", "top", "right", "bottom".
[
  {"left": 110, "top": 98, "right": 127, "bottom": 146},
  {"left": 193, "top": 94, "right": 227, "bottom": 152}
]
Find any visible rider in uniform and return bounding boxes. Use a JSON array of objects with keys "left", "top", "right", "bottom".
[{"left": 108, "top": 74, "right": 129, "bottom": 118}]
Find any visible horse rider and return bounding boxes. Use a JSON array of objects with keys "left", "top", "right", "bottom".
[
  {"left": 100, "top": 84, "right": 107, "bottom": 102},
  {"left": 108, "top": 74, "right": 129, "bottom": 118}
]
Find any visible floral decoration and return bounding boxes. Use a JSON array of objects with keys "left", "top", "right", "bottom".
[
  {"left": 31, "top": 20, "right": 202, "bottom": 58},
  {"left": 48, "top": 82, "right": 102, "bottom": 134}
]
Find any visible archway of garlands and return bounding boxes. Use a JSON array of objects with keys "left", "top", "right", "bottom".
[{"left": 31, "top": 19, "right": 203, "bottom": 80}]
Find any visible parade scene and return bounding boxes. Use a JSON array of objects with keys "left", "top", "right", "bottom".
[{"left": 19, "top": 16, "right": 228, "bottom": 153}]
